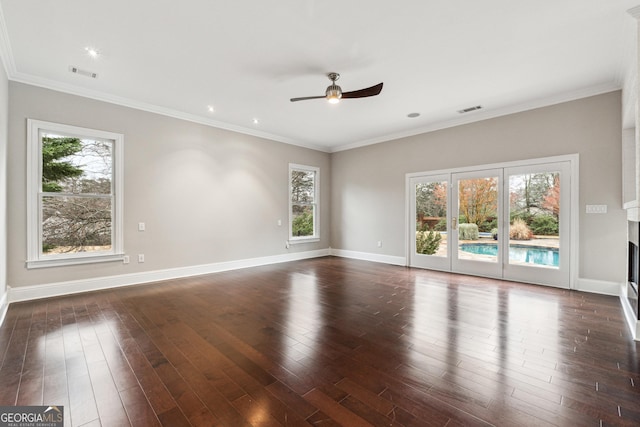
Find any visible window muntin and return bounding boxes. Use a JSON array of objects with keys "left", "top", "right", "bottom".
[
  {"left": 27, "top": 120, "right": 124, "bottom": 268},
  {"left": 289, "top": 164, "right": 319, "bottom": 242}
]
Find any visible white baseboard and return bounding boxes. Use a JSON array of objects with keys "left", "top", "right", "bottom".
[
  {"left": 574, "top": 278, "right": 620, "bottom": 296},
  {"left": 8, "top": 249, "right": 331, "bottom": 303},
  {"left": 330, "top": 248, "right": 406, "bottom": 266},
  {"left": 0, "top": 289, "right": 8, "bottom": 328},
  {"left": 620, "top": 294, "right": 640, "bottom": 341}
]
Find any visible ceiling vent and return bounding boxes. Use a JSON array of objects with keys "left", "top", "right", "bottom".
[
  {"left": 457, "top": 105, "right": 482, "bottom": 114},
  {"left": 69, "top": 66, "right": 97, "bottom": 79}
]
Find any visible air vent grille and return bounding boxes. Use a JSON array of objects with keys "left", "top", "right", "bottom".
[
  {"left": 457, "top": 105, "right": 482, "bottom": 114},
  {"left": 69, "top": 66, "right": 98, "bottom": 79}
]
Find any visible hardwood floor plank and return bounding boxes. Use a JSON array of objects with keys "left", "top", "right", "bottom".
[
  {"left": 303, "top": 388, "right": 372, "bottom": 427},
  {"left": 1, "top": 257, "right": 639, "bottom": 426}
]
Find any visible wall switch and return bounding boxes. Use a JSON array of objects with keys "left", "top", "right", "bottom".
[
  {"left": 138, "top": 222, "right": 146, "bottom": 231},
  {"left": 138, "top": 254, "right": 145, "bottom": 263},
  {"left": 377, "top": 241, "right": 382, "bottom": 248},
  {"left": 277, "top": 219, "right": 282, "bottom": 226},
  {"left": 123, "top": 255, "right": 130, "bottom": 264},
  {"left": 585, "top": 204, "right": 607, "bottom": 214}
]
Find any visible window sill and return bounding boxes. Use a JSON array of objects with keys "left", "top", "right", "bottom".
[
  {"left": 26, "top": 254, "right": 126, "bottom": 269},
  {"left": 288, "top": 237, "right": 320, "bottom": 245}
]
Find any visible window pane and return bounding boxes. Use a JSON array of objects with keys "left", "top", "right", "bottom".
[
  {"left": 508, "top": 172, "right": 560, "bottom": 269},
  {"left": 42, "top": 195, "right": 112, "bottom": 254},
  {"left": 457, "top": 176, "right": 498, "bottom": 263},
  {"left": 415, "top": 181, "right": 447, "bottom": 257},
  {"left": 292, "top": 204, "right": 314, "bottom": 237},
  {"left": 41, "top": 133, "right": 113, "bottom": 194},
  {"left": 291, "top": 170, "right": 315, "bottom": 203}
]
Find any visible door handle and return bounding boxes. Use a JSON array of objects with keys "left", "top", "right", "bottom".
[{"left": 452, "top": 217, "right": 457, "bottom": 230}]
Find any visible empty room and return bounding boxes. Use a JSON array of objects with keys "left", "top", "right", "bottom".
[{"left": 0, "top": 1, "right": 639, "bottom": 426}]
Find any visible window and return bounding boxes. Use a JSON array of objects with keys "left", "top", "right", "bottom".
[
  {"left": 27, "top": 120, "right": 124, "bottom": 268},
  {"left": 289, "top": 164, "right": 319, "bottom": 243}
]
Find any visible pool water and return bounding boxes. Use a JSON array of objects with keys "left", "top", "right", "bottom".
[{"left": 459, "top": 243, "right": 559, "bottom": 267}]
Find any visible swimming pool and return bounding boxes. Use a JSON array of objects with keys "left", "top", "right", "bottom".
[{"left": 459, "top": 243, "right": 559, "bottom": 267}]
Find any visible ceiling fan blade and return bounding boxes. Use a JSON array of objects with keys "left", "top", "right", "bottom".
[
  {"left": 290, "top": 95, "right": 326, "bottom": 102},
  {"left": 341, "top": 82, "right": 384, "bottom": 99}
]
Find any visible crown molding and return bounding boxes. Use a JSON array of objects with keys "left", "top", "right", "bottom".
[
  {"left": 9, "top": 71, "right": 331, "bottom": 153},
  {"left": 0, "top": 1, "right": 625, "bottom": 155},
  {"left": 0, "top": 3, "right": 15, "bottom": 78},
  {"left": 330, "top": 82, "right": 622, "bottom": 153}
]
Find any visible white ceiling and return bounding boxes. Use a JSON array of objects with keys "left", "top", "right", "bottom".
[{"left": 0, "top": 0, "right": 637, "bottom": 152}]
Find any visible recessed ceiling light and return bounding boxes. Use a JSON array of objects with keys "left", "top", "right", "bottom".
[
  {"left": 207, "top": 105, "right": 214, "bottom": 113},
  {"left": 252, "top": 118, "right": 259, "bottom": 125},
  {"left": 84, "top": 47, "right": 100, "bottom": 58},
  {"left": 407, "top": 112, "right": 420, "bottom": 118}
]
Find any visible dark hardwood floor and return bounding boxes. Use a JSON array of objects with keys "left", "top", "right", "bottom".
[{"left": 0, "top": 257, "right": 639, "bottom": 426}]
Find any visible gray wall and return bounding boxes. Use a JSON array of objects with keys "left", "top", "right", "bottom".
[
  {"left": 331, "top": 91, "right": 626, "bottom": 284},
  {"left": 7, "top": 82, "right": 331, "bottom": 288},
  {"left": 4, "top": 84, "right": 627, "bottom": 290},
  {"left": 0, "top": 61, "right": 7, "bottom": 302}
]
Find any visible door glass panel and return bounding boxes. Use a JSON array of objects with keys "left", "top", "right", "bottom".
[
  {"left": 457, "top": 177, "right": 498, "bottom": 263},
  {"left": 415, "top": 181, "right": 447, "bottom": 257},
  {"left": 508, "top": 172, "right": 560, "bottom": 269}
]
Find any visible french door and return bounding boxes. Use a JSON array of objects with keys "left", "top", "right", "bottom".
[
  {"left": 408, "top": 159, "right": 572, "bottom": 289},
  {"left": 451, "top": 169, "right": 503, "bottom": 279}
]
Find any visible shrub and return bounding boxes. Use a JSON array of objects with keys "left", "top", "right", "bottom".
[
  {"left": 458, "top": 223, "right": 479, "bottom": 240},
  {"left": 530, "top": 215, "right": 558, "bottom": 235},
  {"left": 510, "top": 218, "right": 533, "bottom": 240},
  {"left": 510, "top": 212, "right": 534, "bottom": 225},
  {"left": 433, "top": 218, "right": 447, "bottom": 232},
  {"left": 479, "top": 218, "right": 497, "bottom": 233},
  {"left": 292, "top": 211, "right": 313, "bottom": 236},
  {"left": 416, "top": 230, "right": 442, "bottom": 255}
]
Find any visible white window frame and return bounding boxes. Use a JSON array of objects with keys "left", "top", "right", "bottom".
[
  {"left": 288, "top": 163, "right": 320, "bottom": 244},
  {"left": 26, "top": 119, "right": 124, "bottom": 269}
]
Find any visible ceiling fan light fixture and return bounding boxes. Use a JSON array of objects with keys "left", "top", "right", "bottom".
[{"left": 325, "top": 84, "right": 342, "bottom": 104}]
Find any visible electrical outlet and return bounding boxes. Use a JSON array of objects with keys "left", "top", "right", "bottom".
[
  {"left": 138, "top": 222, "right": 146, "bottom": 231},
  {"left": 585, "top": 204, "right": 607, "bottom": 214},
  {"left": 123, "top": 255, "right": 130, "bottom": 264},
  {"left": 377, "top": 241, "right": 382, "bottom": 248},
  {"left": 138, "top": 254, "right": 145, "bottom": 263}
]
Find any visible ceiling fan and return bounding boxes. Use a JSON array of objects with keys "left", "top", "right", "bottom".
[{"left": 290, "top": 73, "right": 383, "bottom": 104}]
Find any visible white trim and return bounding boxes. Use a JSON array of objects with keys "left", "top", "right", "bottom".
[
  {"left": 621, "top": 299, "right": 640, "bottom": 341},
  {"left": 26, "top": 120, "right": 124, "bottom": 268},
  {"left": 331, "top": 84, "right": 620, "bottom": 153},
  {"left": 288, "top": 238, "right": 320, "bottom": 245},
  {"left": 406, "top": 154, "right": 579, "bottom": 179},
  {"left": 0, "top": 4, "right": 618, "bottom": 154},
  {"left": 9, "top": 249, "right": 331, "bottom": 303},
  {"left": 330, "top": 248, "right": 406, "bottom": 266},
  {"left": 26, "top": 254, "right": 126, "bottom": 269},
  {"left": 0, "top": 4, "right": 15, "bottom": 79},
  {"left": 10, "top": 71, "right": 330, "bottom": 153},
  {"left": 289, "top": 163, "right": 320, "bottom": 242},
  {"left": 405, "top": 154, "right": 579, "bottom": 289},
  {"left": 575, "top": 278, "right": 621, "bottom": 296},
  {"left": 0, "top": 0, "right": 618, "bottom": 157},
  {"left": 0, "top": 289, "right": 8, "bottom": 328}
]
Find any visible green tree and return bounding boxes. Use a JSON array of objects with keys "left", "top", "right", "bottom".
[
  {"left": 42, "top": 136, "right": 84, "bottom": 192},
  {"left": 292, "top": 210, "right": 313, "bottom": 236}
]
